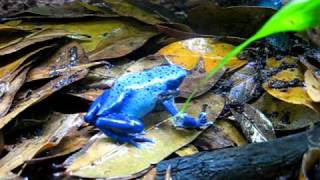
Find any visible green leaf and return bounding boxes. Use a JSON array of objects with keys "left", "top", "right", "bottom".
[{"left": 181, "top": 0, "right": 320, "bottom": 113}]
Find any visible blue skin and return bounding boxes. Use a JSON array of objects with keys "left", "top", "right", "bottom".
[
  {"left": 257, "top": 0, "right": 282, "bottom": 9},
  {"left": 84, "top": 64, "right": 211, "bottom": 146}
]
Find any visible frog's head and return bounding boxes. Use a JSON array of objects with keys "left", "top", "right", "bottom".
[{"left": 162, "top": 64, "right": 188, "bottom": 89}]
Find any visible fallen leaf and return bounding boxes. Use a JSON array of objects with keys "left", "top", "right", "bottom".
[
  {"left": 103, "top": 0, "right": 163, "bottom": 25},
  {"left": 178, "top": 67, "right": 225, "bottom": 98},
  {"left": 193, "top": 125, "right": 235, "bottom": 150},
  {"left": 157, "top": 38, "right": 246, "bottom": 72},
  {"left": 228, "top": 62, "right": 261, "bottom": 103},
  {"left": 27, "top": 126, "right": 92, "bottom": 163},
  {"left": 252, "top": 93, "right": 320, "bottom": 130},
  {"left": 263, "top": 57, "right": 315, "bottom": 110},
  {"left": 0, "top": 113, "right": 83, "bottom": 178},
  {"left": 231, "top": 104, "right": 276, "bottom": 143},
  {"left": 0, "top": 29, "right": 72, "bottom": 56},
  {"left": 27, "top": 42, "right": 103, "bottom": 82},
  {"left": 63, "top": 93, "right": 222, "bottom": 178},
  {"left": 0, "top": 69, "right": 88, "bottom": 129},
  {"left": 0, "top": 46, "right": 52, "bottom": 80},
  {"left": 0, "top": 68, "right": 29, "bottom": 118},
  {"left": 305, "top": 69, "right": 320, "bottom": 102},
  {"left": 18, "top": 18, "right": 157, "bottom": 60}
]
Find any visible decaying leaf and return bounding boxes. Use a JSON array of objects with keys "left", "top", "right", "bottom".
[
  {"left": 27, "top": 42, "right": 102, "bottom": 82},
  {"left": 0, "top": 46, "right": 52, "bottom": 80},
  {"left": 103, "top": 0, "right": 163, "bottom": 25},
  {"left": 0, "top": 68, "right": 29, "bottom": 118},
  {"left": 179, "top": 66, "right": 225, "bottom": 98},
  {"left": 157, "top": 38, "right": 247, "bottom": 72},
  {"left": 63, "top": 93, "right": 223, "bottom": 178},
  {"left": 0, "top": 29, "right": 72, "bottom": 56},
  {"left": 228, "top": 62, "right": 261, "bottom": 103},
  {"left": 18, "top": 18, "right": 157, "bottom": 60},
  {"left": 300, "top": 148, "right": 320, "bottom": 180},
  {"left": 0, "top": 113, "right": 83, "bottom": 178},
  {"left": 305, "top": 69, "right": 320, "bottom": 102},
  {"left": 28, "top": 126, "right": 92, "bottom": 163},
  {"left": 193, "top": 125, "right": 234, "bottom": 150},
  {"left": 252, "top": 93, "right": 320, "bottom": 130},
  {"left": 232, "top": 104, "right": 276, "bottom": 143},
  {"left": 0, "top": 69, "right": 88, "bottom": 129},
  {"left": 263, "top": 57, "right": 316, "bottom": 110}
]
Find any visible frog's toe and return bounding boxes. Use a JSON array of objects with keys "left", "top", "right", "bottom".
[{"left": 133, "top": 135, "right": 154, "bottom": 143}]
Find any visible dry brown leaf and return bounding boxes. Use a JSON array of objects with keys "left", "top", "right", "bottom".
[
  {"left": 0, "top": 69, "right": 88, "bottom": 129},
  {"left": 0, "top": 29, "right": 71, "bottom": 56},
  {"left": 27, "top": 42, "right": 103, "bottom": 82},
  {"left": 0, "top": 46, "right": 52, "bottom": 80},
  {"left": 27, "top": 126, "right": 92, "bottom": 163},
  {"left": 232, "top": 104, "right": 276, "bottom": 143},
  {"left": 0, "top": 113, "right": 83, "bottom": 178},
  {"left": 305, "top": 69, "right": 320, "bottom": 102},
  {"left": 0, "top": 68, "right": 29, "bottom": 117}
]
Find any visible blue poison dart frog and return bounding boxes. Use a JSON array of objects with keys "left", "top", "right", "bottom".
[
  {"left": 257, "top": 0, "right": 282, "bottom": 9},
  {"left": 84, "top": 64, "right": 212, "bottom": 146}
]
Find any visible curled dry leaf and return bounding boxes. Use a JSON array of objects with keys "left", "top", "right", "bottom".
[
  {"left": 0, "top": 29, "right": 72, "bottom": 56},
  {"left": 178, "top": 66, "right": 225, "bottom": 98},
  {"left": 0, "top": 68, "right": 29, "bottom": 118},
  {"left": 0, "top": 69, "right": 88, "bottom": 129},
  {"left": 0, "top": 46, "right": 52, "bottom": 80},
  {"left": 193, "top": 119, "right": 247, "bottom": 150},
  {"left": 252, "top": 93, "right": 320, "bottom": 130},
  {"left": 27, "top": 126, "right": 92, "bottom": 163},
  {"left": 305, "top": 69, "right": 320, "bottom": 102},
  {"left": 0, "top": 113, "right": 83, "bottom": 179},
  {"left": 228, "top": 62, "right": 261, "bottom": 103},
  {"left": 300, "top": 148, "right": 320, "bottom": 180},
  {"left": 18, "top": 18, "right": 157, "bottom": 60},
  {"left": 157, "top": 38, "right": 247, "bottom": 71},
  {"left": 27, "top": 42, "right": 103, "bottom": 82},
  {"left": 231, "top": 104, "right": 276, "bottom": 143},
  {"left": 262, "top": 57, "right": 316, "bottom": 110},
  {"left": 103, "top": 0, "right": 163, "bottom": 25},
  {"left": 63, "top": 93, "right": 223, "bottom": 179}
]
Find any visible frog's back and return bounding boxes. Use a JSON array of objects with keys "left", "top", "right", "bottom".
[
  {"left": 112, "top": 65, "right": 188, "bottom": 118},
  {"left": 116, "top": 65, "right": 188, "bottom": 88}
]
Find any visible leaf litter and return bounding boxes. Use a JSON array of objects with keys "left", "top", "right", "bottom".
[{"left": 0, "top": 1, "right": 319, "bottom": 179}]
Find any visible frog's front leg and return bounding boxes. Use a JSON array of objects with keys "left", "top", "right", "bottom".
[
  {"left": 95, "top": 115, "right": 152, "bottom": 147},
  {"left": 161, "top": 97, "right": 212, "bottom": 129},
  {"left": 84, "top": 89, "right": 110, "bottom": 125}
]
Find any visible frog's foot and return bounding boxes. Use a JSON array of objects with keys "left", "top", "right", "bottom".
[
  {"left": 100, "top": 128, "right": 153, "bottom": 147},
  {"left": 96, "top": 117, "right": 153, "bottom": 147},
  {"left": 174, "top": 105, "right": 212, "bottom": 129}
]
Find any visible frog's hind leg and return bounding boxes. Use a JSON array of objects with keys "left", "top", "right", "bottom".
[
  {"left": 96, "top": 90, "right": 134, "bottom": 117},
  {"left": 84, "top": 89, "right": 110, "bottom": 125},
  {"left": 95, "top": 116, "right": 152, "bottom": 147}
]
